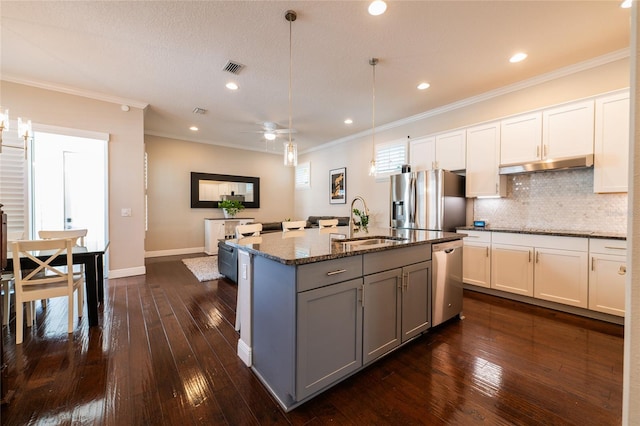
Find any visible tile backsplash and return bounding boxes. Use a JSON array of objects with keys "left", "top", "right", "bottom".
[{"left": 473, "top": 168, "right": 627, "bottom": 235}]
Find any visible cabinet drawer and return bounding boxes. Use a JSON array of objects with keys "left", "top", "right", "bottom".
[
  {"left": 363, "top": 244, "right": 431, "bottom": 275},
  {"left": 297, "top": 256, "right": 363, "bottom": 292},
  {"left": 589, "top": 238, "right": 627, "bottom": 255},
  {"left": 492, "top": 232, "right": 587, "bottom": 251},
  {"left": 457, "top": 230, "right": 491, "bottom": 243}
]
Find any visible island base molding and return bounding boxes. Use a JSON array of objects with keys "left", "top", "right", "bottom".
[{"left": 237, "top": 339, "right": 252, "bottom": 367}]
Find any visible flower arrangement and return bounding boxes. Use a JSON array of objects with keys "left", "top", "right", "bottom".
[{"left": 218, "top": 199, "right": 245, "bottom": 217}]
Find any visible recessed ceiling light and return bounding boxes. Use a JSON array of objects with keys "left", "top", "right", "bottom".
[
  {"left": 190, "top": 126, "right": 198, "bottom": 131},
  {"left": 417, "top": 82, "right": 430, "bottom": 90},
  {"left": 368, "top": 0, "right": 387, "bottom": 16},
  {"left": 226, "top": 82, "right": 239, "bottom": 90},
  {"left": 344, "top": 118, "right": 353, "bottom": 124},
  {"left": 621, "top": 0, "right": 632, "bottom": 8},
  {"left": 509, "top": 52, "right": 528, "bottom": 63}
]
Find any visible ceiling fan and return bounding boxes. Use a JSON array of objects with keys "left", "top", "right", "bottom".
[{"left": 251, "top": 121, "right": 296, "bottom": 141}]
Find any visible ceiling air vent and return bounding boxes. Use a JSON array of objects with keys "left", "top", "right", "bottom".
[{"left": 223, "top": 60, "right": 245, "bottom": 75}]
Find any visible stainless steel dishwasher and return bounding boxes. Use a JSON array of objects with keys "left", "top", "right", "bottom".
[{"left": 432, "top": 239, "right": 463, "bottom": 326}]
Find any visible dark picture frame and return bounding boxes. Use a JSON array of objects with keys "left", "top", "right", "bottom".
[{"left": 329, "top": 167, "right": 346, "bottom": 204}]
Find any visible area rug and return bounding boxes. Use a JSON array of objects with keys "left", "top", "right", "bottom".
[{"left": 182, "top": 256, "right": 223, "bottom": 282}]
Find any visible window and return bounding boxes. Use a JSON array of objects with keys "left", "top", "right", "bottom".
[
  {"left": 295, "top": 162, "right": 311, "bottom": 189},
  {"left": 0, "top": 134, "right": 29, "bottom": 236},
  {"left": 374, "top": 139, "right": 407, "bottom": 178}
]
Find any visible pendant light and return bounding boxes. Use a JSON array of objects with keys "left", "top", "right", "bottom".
[
  {"left": 284, "top": 10, "right": 298, "bottom": 167},
  {"left": 368, "top": 58, "right": 379, "bottom": 176}
]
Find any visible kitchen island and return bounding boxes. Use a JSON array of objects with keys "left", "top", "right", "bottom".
[{"left": 228, "top": 226, "right": 463, "bottom": 411}]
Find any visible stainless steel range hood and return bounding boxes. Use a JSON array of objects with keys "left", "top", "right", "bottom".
[{"left": 499, "top": 154, "right": 594, "bottom": 175}]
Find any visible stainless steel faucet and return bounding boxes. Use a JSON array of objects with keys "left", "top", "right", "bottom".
[{"left": 350, "top": 196, "right": 370, "bottom": 237}]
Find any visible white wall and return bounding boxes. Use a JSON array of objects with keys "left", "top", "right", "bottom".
[
  {"left": 0, "top": 80, "right": 146, "bottom": 278},
  {"left": 144, "top": 135, "right": 295, "bottom": 255},
  {"left": 296, "top": 57, "right": 630, "bottom": 228}
]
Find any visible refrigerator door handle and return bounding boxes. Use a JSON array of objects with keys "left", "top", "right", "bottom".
[{"left": 409, "top": 174, "right": 417, "bottom": 224}]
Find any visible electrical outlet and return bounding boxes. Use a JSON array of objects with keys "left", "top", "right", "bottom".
[{"left": 121, "top": 208, "right": 132, "bottom": 217}]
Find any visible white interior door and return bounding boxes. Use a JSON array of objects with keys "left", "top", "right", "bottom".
[{"left": 32, "top": 131, "right": 107, "bottom": 248}]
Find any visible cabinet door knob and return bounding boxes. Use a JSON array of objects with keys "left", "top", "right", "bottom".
[{"left": 619, "top": 265, "right": 627, "bottom": 275}]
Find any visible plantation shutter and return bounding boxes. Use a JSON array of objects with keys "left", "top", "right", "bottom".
[
  {"left": 0, "top": 134, "right": 28, "bottom": 235},
  {"left": 375, "top": 139, "right": 408, "bottom": 177}
]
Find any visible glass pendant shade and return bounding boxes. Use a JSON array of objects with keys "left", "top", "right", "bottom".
[
  {"left": 284, "top": 142, "right": 297, "bottom": 167},
  {"left": 18, "top": 117, "right": 32, "bottom": 141},
  {"left": 369, "top": 159, "right": 376, "bottom": 176}
]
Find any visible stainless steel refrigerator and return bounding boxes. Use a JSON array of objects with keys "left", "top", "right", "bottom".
[
  {"left": 390, "top": 169, "right": 466, "bottom": 326},
  {"left": 390, "top": 169, "right": 466, "bottom": 231}
]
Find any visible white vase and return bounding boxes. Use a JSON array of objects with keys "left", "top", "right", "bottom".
[{"left": 223, "top": 210, "right": 235, "bottom": 219}]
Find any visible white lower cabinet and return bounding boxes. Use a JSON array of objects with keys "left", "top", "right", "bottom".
[
  {"left": 491, "top": 243, "right": 534, "bottom": 296},
  {"left": 491, "top": 233, "right": 588, "bottom": 308},
  {"left": 458, "top": 230, "right": 491, "bottom": 288},
  {"left": 461, "top": 230, "right": 626, "bottom": 317},
  {"left": 589, "top": 239, "right": 627, "bottom": 316},
  {"left": 533, "top": 246, "right": 588, "bottom": 308},
  {"left": 204, "top": 218, "right": 253, "bottom": 254}
]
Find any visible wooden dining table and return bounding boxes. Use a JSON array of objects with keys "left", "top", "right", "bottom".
[{"left": 6, "top": 242, "right": 109, "bottom": 327}]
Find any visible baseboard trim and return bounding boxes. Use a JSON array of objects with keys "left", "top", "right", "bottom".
[
  {"left": 145, "top": 247, "right": 205, "bottom": 258},
  {"left": 464, "top": 285, "right": 624, "bottom": 325},
  {"left": 109, "top": 266, "right": 146, "bottom": 279},
  {"left": 237, "top": 338, "right": 252, "bottom": 367}
]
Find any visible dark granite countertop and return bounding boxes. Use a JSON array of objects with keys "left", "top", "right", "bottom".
[
  {"left": 227, "top": 226, "right": 463, "bottom": 265},
  {"left": 456, "top": 226, "right": 626, "bottom": 241}
]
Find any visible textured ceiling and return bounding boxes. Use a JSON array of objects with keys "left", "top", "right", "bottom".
[{"left": 0, "top": 1, "right": 631, "bottom": 154}]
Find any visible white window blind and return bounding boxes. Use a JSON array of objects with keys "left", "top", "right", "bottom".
[
  {"left": 375, "top": 139, "right": 407, "bottom": 177},
  {"left": 295, "top": 162, "right": 311, "bottom": 189},
  {"left": 0, "top": 135, "right": 28, "bottom": 235}
]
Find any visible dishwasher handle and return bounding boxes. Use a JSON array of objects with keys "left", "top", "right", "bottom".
[{"left": 432, "top": 240, "right": 463, "bottom": 252}]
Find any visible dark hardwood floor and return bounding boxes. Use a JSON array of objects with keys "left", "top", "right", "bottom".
[{"left": 1, "top": 254, "right": 623, "bottom": 425}]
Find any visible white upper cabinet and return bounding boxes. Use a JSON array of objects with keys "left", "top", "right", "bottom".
[
  {"left": 409, "top": 136, "right": 436, "bottom": 171},
  {"left": 500, "top": 99, "right": 595, "bottom": 166},
  {"left": 466, "top": 121, "right": 506, "bottom": 197},
  {"left": 409, "top": 131, "right": 465, "bottom": 171},
  {"left": 500, "top": 111, "right": 542, "bottom": 165},
  {"left": 542, "top": 99, "right": 595, "bottom": 160},
  {"left": 594, "top": 90, "right": 630, "bottom": 193},
  {"left": 435, "top": 130, "right": 466, "bottom": 171}
]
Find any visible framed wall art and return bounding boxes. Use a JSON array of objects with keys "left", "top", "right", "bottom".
[{"left": 329, "top": 167, "right": 346, "bottom": 204}]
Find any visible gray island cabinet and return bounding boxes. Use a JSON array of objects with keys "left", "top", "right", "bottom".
[{"left": 250, "top": 239, "right": 434, "bottom": 411}]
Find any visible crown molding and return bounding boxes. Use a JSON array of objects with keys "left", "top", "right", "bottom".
[
  {"left": 304, "top": 48, "right": 630, "bottom": 155},
  {"left": 144, "top": 130, "right": 283, "bottom": 156},
  {"left": 1, "top": 75, "right": 149, "bottom": 110}
]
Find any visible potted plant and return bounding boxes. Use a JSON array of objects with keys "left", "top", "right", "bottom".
[
  {"left": 218, "top": 199, "right": 245, "bottom": 218},
  {"left": 352, "top": 208, "right": 369, "bottom": 231}
]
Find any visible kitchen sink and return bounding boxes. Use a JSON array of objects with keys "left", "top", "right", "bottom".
[{"left": 341, "top": 236, "right": 407, "bottom": 250}]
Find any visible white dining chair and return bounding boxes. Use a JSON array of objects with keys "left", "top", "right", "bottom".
[
  {"left": 38, "top": 229, "right": 88, "bottom": 309},
  {"left": 2, "top": 231, "right": 24, "bottom": 326},
  {"left": 39, "top": 229, "right": 87, "bottom": 246},
  {"left": 318, "top": 219, "right": 338, "bottom": 229},
  {"left": 282, "top": 220, "right": 306, "bottom": 231},
  {"left": 12, "top": 238, "right": 84, "bottom": 344},
  {"left": 235, "top": 223, "right": 262, "bottom": 238}
]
